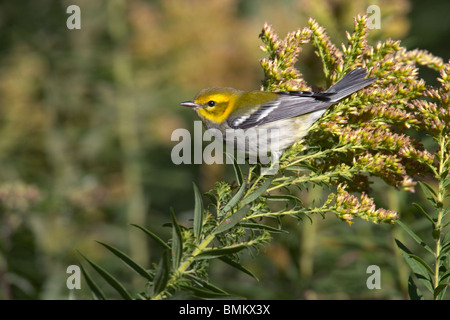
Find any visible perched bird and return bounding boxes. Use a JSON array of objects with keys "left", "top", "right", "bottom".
[{"left": 180, "top": 68, "right": 376, "bottom": 158}]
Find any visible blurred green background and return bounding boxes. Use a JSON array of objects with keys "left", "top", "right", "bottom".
[{"left": 0, "top": 0, "right": 449, "bottom": 300}]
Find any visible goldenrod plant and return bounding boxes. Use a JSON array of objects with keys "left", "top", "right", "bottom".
[{"left": 80, "top": 15, "right": 449, "bottom": 300}]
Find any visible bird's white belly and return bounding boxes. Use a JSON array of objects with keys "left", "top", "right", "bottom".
[{"left": 218, "top": 110, "right": 326, "bottom": 159}]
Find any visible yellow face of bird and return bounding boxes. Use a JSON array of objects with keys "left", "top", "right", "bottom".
[{"left": 180, "top": 87, "right": 241, "bottom": 124}]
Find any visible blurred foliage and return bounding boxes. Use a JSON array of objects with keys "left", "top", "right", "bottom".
[{"left": 0, "top": 0, "right": 448, "bottom": 300}]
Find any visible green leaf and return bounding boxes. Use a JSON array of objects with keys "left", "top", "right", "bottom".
[
  {"left": 408, "top": 254, "right": 435, "bottom": 276},
  {"left": 445, "top": 228, "right": 450, "bottom": 243},
  {"left": 439, "top": 269, "right": 450, "bottom": 282},
  {"left": 225, "top": 152, "right": 243, "bottom": 185},
  {"left": 440, "top": 169, "right": 449, "bottom": 181},
  {"left": 195, "top": 244, "right": 248, "bottom": 259},
  {"left": 443, "top": 206, "right": 450, "bottom": 219},
  {"left": 153, "top": 250, "right": 170, "bottom": 296},
  {"left": 214, "top": 206, "right": 249, "bottom": 235},
  {"left": 79, "top": 251, "right": 133, "bottom": 300},
  {"left": 180, "top": 285, "right": 231, "bottom": 298},
  {"left": 440, "top": 242, "right": 450, "bottom": 258},
  {"left": 407, "top": 276, "right": 423, "bottom": 300},
  {"left": 396, "top": 220, "right": 434, "bottom": 255},
  {"left": 419, "top": 181, "right": 438, "bottom": 205},
  {"left": 442, "top": 175, "right": 450, "bottom": 189},
  {"left": 419, "top": 181, "right": 436, "bottom": 196},
  {"left": 184, "top": 274, "right": 229, "bottom": 295},
  {"left": 239, "top": 222, "right": 288, "bottom": 233},
  {"left": 96, "top": 241, "right": 153, "bottom": 281},
  {"left": 171, "top": 210, "right": 183, "bottom": 269},
  {"left": 221, "top": 180, "right": 247, "bottom": 214},
  {"left": 192, "top": 182, "right": 204, "bottom": 242},
  {"left": 412, "top": 203, "right": 435, "bottom": 226},
  {"left": 180, "top": 276, "right": 231, "bottom": 298},
  {"left": 395, "top": 239, "right": 434, "bottom": 293},
  {"left": 434, "top": 283, "right": 449, "bottom": 300},
  {"left": 219, "top": 256, "right": 259, "bottom": 281},
  {"left": 241, "top": 176, "right": 274, "bottom": 206},
  {"left": 262, "top": 193, "right": 302, "bottom": 204},
  {"left": 79, "top": 261, "right": 106, "bottom": 300},
  {"left": 130, "top": 224, "right": 170, "bottom": 250}
]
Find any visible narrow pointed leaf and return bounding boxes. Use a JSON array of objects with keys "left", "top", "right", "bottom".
[
  {"left": 221, "top": 180, "right": 247, "bottom": 214},
  {"left": 408, "top": 254, "right": 435, "bottom": 275},
  {"left": 439, "top": 269, "right": 450, "bottom": 283},
  {"left": 79, "top": 252, "right": 133, "bottom": 300},
  {"left": 443, "top": 176, "right": 450, "bottom": 189},
  {"left": 214, "top": 206, "right": 249, "bottom": 235},
  {"left": 262, "top": 194, "right": 302, "bottom": 204},
  {"left": 153, "top": 250, "right": 170, "bottom": 296},
  {"left": 239, "top": 222, "right": 288, "bottom": 233},
  {"left": 241, "top": 176, "right": 274, "bottom": 206},
  {"left": 419, "top": 181, "right": 437, "bottom": 204},
  {"left": 440, "top": 169, "right": 449, "bottom": 181},
  {"left": 434, "top": 283, "right": 449, "bottom": 299},
  {"left": 445, "top": 206, "right": 450, "bottom": 217},
  {"left": 412, "top": 203, "right": 435, "bottom": 226},
  {"left": 407, "top": 276, "right": 423, "bottom": 300},
  {"left": 192, "top": 182, "right": 204, "bottom": 241},
  {"left": 440, "top": 242, "right": 450, "bottom": 258},
  {"left": 79, "top": 261, "right": 106, "bottom": 300},
  {"left": 396, "top": 220, "right": 434, "bottom": 255},
  {"left": 219, "top": 256, "right": 259, "bottom": 281},
  {"left": 395, "top": 239, "right": 434, "bottom": 293},
  {"left": 130, "top": 224, "right": 170, "bottom": 250},
  {"left": 184, "top": 274, "right": 229, "bottom": 295},
  {"left": 445, "top": 228, "right": 450, "bottom": 243},
  {"left": 419, "top": 181, "right": 437, "bottom": 197},
  {"left": 181, "top": 285, "right": 231, "bottom": 298},
  {"left": 195, "top": 244, "right": 247, "bottom": 259},
  {"left": 171, "top": 210, "right": 183, "bottom": 269},
  {"left": 96, "top": 241, "right": 153, "bottom": 281},
  {"left": 225, "top": 152, "right": 243, "bottom": 185}
]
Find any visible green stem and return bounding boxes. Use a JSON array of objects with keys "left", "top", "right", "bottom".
[
  {"left": 242, "top": 205, "right": 330, "bottom": 221},
  {"left": 433, "top": 134, "right": 447, "bottom": 299},
  {"left": 267, "top": 167, "right": 355, "bottom": 193},
  {"left": 151, "top": 233, "right": 216, "bottom": 300},
  {"left": 282, "top": 144, "right": 351, "bottom": 169}
]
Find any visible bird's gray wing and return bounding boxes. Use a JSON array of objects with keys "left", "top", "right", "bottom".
[{"left": 226, "top": 92, "right": 332, "bottom": 129}]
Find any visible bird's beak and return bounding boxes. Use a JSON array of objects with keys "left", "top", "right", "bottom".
[{"left": 180, "top": 101, "right": 200, "bottom": 109}]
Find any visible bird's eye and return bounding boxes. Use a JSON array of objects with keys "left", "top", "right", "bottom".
[{"left": 207, "top": 100, "right": 216, "bottom": 107}]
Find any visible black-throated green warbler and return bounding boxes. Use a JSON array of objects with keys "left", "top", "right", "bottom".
[{"left": 180, "top": 68, "right": 375, "bottom": 158}]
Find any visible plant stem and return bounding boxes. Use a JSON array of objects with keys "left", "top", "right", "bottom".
[
  {"left": 283, "top": 144, "right": 351, "bottom": 169},
  {"left": 152, "top": 233, "right": 216, "bottom": 300},
  {"left": 433, "top": 134, "right": 447, "bottom": 299}
]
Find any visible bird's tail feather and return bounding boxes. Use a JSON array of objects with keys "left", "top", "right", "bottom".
[{"left": 324, "top": 68, "right": 376, "bottom": 102}]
